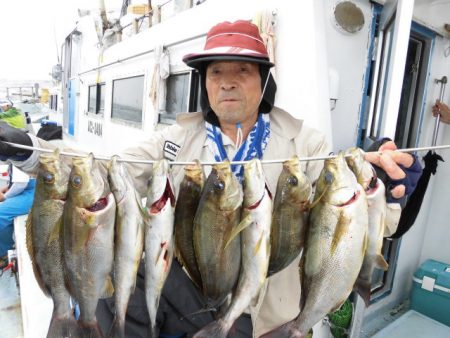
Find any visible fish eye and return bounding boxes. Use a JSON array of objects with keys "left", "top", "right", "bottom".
[
  {"left": 324, "top": 172, "right": 334, "bottom": 185},
  {"left": 214, "top": 180, "right": 225, "bottom": 191},
  {"left": 71, "top": 175, "right": 82, "bottom": 188},
  {"left": 288, "top": 176, "right": 298, "bottom": 186},
  {"left": 43, "top": 172, "right": 54, "bottom": 184}
]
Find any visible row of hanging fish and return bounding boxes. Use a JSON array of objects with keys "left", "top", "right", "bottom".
[
  {"left": 26, "top": 150, "right": 173, "bottom": 338},
  {"left": 25, "top": 146, "right": 390, "bottom": 338},
  {"left": 261, "top": 148, "right": 389, "bottom": 338}
]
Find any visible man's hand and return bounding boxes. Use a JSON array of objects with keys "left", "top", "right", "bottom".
[
  {"left": 432, "top": 100, "right": 450, "bottom": 125},
  {"left": 364, "top": 140, "right": 420, "bottom": 200},
  {"left": 0, "top": 121, "right": 33, "bottom": 160},
  {"left": 0, "top": 186, "right": 7, "bottom": 202}
]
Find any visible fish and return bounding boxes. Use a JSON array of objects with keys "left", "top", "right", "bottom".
[
  {"left": 144, "top": 159, "right": 176, "bottom": 338},
  {"left": 107, "top": 156, "right": 146, "bottom": 338},
  {"left": 193, "top": 158, "right": 272, "bottom": 338},
  {"left": 193, "top": 160, "right": 243, "bottom": 307},
  {"left": 268, "top": 156, "right": 312, "bottom": 276},
  {"left": 63, "top": 153, "right": 116, "bottom": 338},
  {"left": 174, "top": 160, "right": 205, "bottom": 288},
  {"left": 26, "top": 149, "right": 78, "bottom": 338},
  {"left": 260, "top": 152, "right": 368, "bottom": 338},
  {"left": 345, "top": 147, "right": 388, "bottom": 306}
]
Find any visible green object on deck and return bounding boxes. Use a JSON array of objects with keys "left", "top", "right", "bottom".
[
  {"left": 0, "top": 107, "right": 25, "bottom": 129},
  {"left": 328, "top": 299, "right": 353, "bottom": 338}
]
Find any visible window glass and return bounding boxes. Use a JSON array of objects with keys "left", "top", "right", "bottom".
[
  {"left": 112, "top": 76, "right": 144, "bottom": 125},
  {"left": 88, "top": 85, "right": 97, "bottom": 113},
  {"left": 87, "top": 83, "right": 106, "bottom": 115},
  {"left": 98, "top": 84, "right": 105, "bottom": 114},
  {"left": 161, "top": 73, "right": 189, "bottom": 123},
  {"left": 159, "top": 71, "right": 200, "bottom": 124}
]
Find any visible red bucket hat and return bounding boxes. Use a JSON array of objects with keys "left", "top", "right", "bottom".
[{"left": 183, "top": 20, "right": 274, "bottom": 69}]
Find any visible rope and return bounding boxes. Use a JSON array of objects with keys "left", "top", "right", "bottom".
[{"left": 4, "top": 142, "right": 450, "bottom": 166}]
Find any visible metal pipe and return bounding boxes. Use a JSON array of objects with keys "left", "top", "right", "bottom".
[
  {"left": 78, "top": 32, "right": 207, "bottom": 75},
  {"left": 431, "top": 76, "right": 448, "bottom": 147},
  {"left": 4, "top": 142, "right": 450, "bottom": 166}
]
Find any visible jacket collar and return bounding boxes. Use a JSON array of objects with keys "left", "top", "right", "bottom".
[{"left": 176, "top": 107, "right": 303, "bottom": 140}]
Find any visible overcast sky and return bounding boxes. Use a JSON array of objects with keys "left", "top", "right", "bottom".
[{"left": 0, "top": 0, "right": 90, "bottom": 81}]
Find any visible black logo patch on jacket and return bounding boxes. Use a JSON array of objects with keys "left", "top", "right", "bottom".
[{"left": 163, "top": 141, "right": 180, "bottom": 161}]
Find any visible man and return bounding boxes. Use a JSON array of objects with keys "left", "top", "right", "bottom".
[
  {"left": 0, "top": 100, "right": 26, "bottom": 129},
  {"left": 0, "top": 20, "right": 421, "bottom": 337},
  {"left": 0, "top": 165, "right": 36, "bottom": 271}
]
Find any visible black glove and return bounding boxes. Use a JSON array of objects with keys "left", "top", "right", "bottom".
[
  {"left": 0, "top": 121, "right": 33, "bottom": 161},
  {"left": 367, "top": 137, "right": 422, "bottom": 206}
]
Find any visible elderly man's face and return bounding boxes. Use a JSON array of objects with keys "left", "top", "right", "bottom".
[{"left": 206, "top": 61, "right": 261, "bottom": 126}]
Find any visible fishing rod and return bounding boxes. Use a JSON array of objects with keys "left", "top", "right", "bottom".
[{"left": 4, "top": 142, "right": 450, "bottom": 166}]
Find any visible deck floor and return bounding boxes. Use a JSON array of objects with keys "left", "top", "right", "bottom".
[{"left": 0, "top": 269, "right": 23, "bottom": 338}]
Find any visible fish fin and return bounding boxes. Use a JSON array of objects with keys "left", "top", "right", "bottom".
[
  {"left": 375, "top": 254, "right": 389, "bottom": 271},
  {"left": 299, "top": 254, "right": 306, "bottom": 311},
  {"left": 76, "top": 320, "right": 104, "bottom": 338},
  {"left": 108, "top": 315, "right": 125, "bottom": 338},
  {"left": 100, "top": 275, "right": 115, "bottom": 299},
  {"left": 47, "top": 312, "right": 78, "bottom": 338},
  {"left": 253, "top": 231, "right": 264, "bottom": 256},
  {"left": 308, "top": 183, "right": 329, "bottom": 210},
  {"left": 354, "top": 279, "right": 371, "bottom": 307},
  {"left": 135, "top": 191, "right": 149, "bottom": 220},
  {"left": 224, "top": 214, "right": 252, "bottom": 250},
  {"left": 362, "top": 231, "right": 368, "bottom": 257},
  {"left": 47, "top": 216, "right": 63, "bottom": 246},
  {"left": 331, "top": 212, "right": 351, "bottom": 255},
  {"left": 193, "top": 319, "right": 230, "bottom": 338},
  {"left": 25, "top": 211, "right": 34, "bottom": 260},
  {"left": 25, "top": 210, "right": 51, "bottom": 296},
  {"left": 155, "top": 242, "right": 168, "bottom": 265}
]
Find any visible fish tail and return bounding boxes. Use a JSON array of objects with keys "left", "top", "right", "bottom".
[
  {"left": 107, "top": 316, "right": 125, "bottom": 338},
  {"left": 193, "top": 319, "right": 230, "bottom": 338},
  {"left": 259, "top": 320, "right": 305, "bottom": 338},
  {"left": 46, "top": 314, "right": 79, "bottom": 338},
  {"left": 149, "top": 324, "right": 158, "bottom": 338},
  {"left": 354, "top": 278, "right": 371, "bottom": 307},
  {"left": 77, "top": 320, "right": 105, "bottom": 338}
]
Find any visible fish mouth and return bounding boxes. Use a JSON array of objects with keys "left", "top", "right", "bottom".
[
  {"left": 334, "top": 190, "right": 360, "bottom": 207},
  {"left": 149, "top": 179, "right": 175, "bottom": 214},
  {"left": 86, "top": 195, "right": 110, "bottom": 212},
  {"left": 246, "top": 184, "right": 272, "bottom": 210}
]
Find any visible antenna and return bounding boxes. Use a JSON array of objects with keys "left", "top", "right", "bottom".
[{"left": 53, "top": 23, "right": 60, "bottom": 64}]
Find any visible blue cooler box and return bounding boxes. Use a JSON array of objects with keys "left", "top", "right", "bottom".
[{"left": 411, "top": 259, "right": 450, "bottom": 326}]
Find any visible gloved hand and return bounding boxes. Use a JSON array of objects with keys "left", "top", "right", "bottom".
[
  {"left": 364, "top": 138, "right": 422, "bottom": 205},
  {"left": 0, "top": 121, "right": 33, "bottom": 161}
]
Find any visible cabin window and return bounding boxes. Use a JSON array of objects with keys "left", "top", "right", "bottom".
[
  {"left": 50, "top": 94, "right": 58, "bottom": 111},
  {"left": 111, "top": 75, "right": 144, "bottom": 126},
  {"left": 159, "top": 70, "right": 200, "bottom": 124},
  {"left": 87, "top": 83, "right": 105, "bottom": 115}
]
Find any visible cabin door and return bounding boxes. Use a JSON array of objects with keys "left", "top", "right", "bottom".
[
  {"left": 68, "top": 79, "right": 77, "bottom": 136},
  {"left": 362, "top": 0, "right": 415, "bottom": 146}
]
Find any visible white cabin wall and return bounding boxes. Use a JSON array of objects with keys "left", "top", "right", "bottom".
[
  {"left": 323, "top": 0, "right": 373, "bottom": 151},
  {"left": 274, "top": 0, "right": 332, "bottom": 142},
  {"left": 70, "top": 0, "right": 333, "bottom": 154}
]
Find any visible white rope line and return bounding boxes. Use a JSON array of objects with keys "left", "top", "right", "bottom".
[{"left": 4, "top": 142, "right": 450, "bottom": 166}]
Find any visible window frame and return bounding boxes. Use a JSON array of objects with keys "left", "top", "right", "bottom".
[
  {"left": 111, "top": 75, "right": 145, "bottom": 128},
  {"left": 158, "top": 69, "right": 200, "bottom": 125},
  {"left": 87, "top": 83, "right": 105, "bottom": 116}
]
